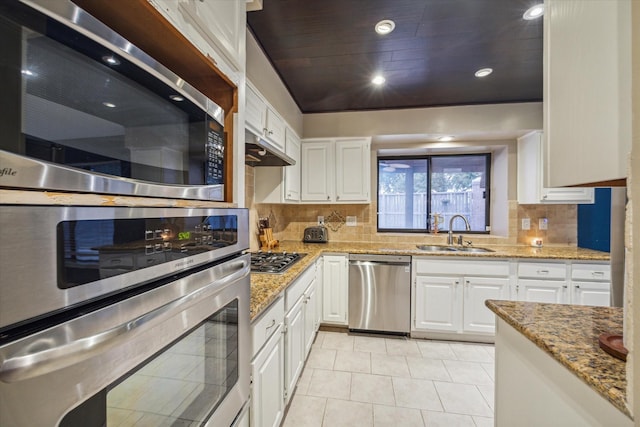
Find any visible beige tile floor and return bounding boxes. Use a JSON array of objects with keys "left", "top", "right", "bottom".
[{"left": 283, "top": 331, "right": 494, "bottom": 427}]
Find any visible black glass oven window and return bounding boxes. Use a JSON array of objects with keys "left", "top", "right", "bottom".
[
  {"left": 59, "top": 299, "right": 240, "bottom": 426},
  {"left": 57, "top": 215, "right": 238, "bottom": 288},
  {"left": 0, "top": 1, "right": 224, "bottom": 186},
  {"left": 106, "top": 299, "right": 239, "bottom": 425}
]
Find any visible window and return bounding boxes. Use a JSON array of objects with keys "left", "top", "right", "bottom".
[{"left": 377, "top": 154, "right": 490, "bottom": 233}]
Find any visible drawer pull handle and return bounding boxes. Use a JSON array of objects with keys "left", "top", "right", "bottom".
[
  {"left": 265, "top": 319, "right": 276, "bottom": 332},
  {"left": 591, "top": 271, "right": 605, "bottom": 276},
  {"left": 537, "top": 270, "right": 549, "bottom": 275}
]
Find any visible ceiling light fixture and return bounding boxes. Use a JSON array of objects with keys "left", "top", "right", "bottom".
[
  {"left": 102, "top": 55, "right": 120, "bottom": 66},
  {"left": 169, "top": 95, "right": 185, "bottom": 102},
  {"left": 375, "top": 19, "right": 395, "bottom": 35},
  {"left": 102, "top": 102, "right": 116, "bottom": 108},
  {"left": 475, "top": 68, "right": 493, "bottom": 78},
  {"left": 372, "top": 74, "right": 386, "bottom": 85},
  {"left": 21, "top": 69, "right": 36, "bottom": 77},
  {"left": 438, "top": 136, "right": 454, "bottom": 142},
  {"left": 523, "top": 4, "right": 544, "bottom": 20}
]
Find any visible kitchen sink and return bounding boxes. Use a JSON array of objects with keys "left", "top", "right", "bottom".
[
  {"left": 416, "top": 244, "right": 494, "bottom": 253},
  {"left": 415, "top": 245, "right": 458, "bottom": 252},
  {"left": 454, "top": 246, "right": 495, "bottom": 253}
]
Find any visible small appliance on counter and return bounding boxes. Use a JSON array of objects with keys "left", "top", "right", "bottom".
[{"left": 303, "top": 226, "right": 328, "bottom": 243}]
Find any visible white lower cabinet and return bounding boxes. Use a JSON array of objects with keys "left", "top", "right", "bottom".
[
  {"left": 284, "top": 297, "right": 305, "bottom": 404},
  {"left": 517, "top": 279, "right": 568, "bottom": 304},
  {"left": 250, "top": 322, "right": 284, "bottom": 427},
  {"left": 516, "top": 261, "right": 569, "bottom": 304},
  {"left": 570, "top": 263, "right": 612, "bottom": 306},
  {"left": 464, "top": 277, "right": 511, "bottom": 333},
  {"left": 284, "top": 264, "right": 320, "bottom": 404},
  {"left": 413, "top": 258, "right": 510, "bottom": 337},
  {"left": 322, "top": 254, "right": 348, "bottom": 325}
]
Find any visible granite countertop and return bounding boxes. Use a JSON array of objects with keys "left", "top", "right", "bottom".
[
  {"left": 249, "top": 241, "right": 609, "bottom": 320},
  {"left": 485, "top": 299, "right": 628, "bottom": 417}
]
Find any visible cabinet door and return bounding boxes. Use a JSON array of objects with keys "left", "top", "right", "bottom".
[
  {"left": 517, "top": 279, "right": 568, "bottom": 304},
  {"left": 177, "top": 0, "right": 246, "bottom": 69},
  {"left": 284, "top": 298, "right": 305, "bottom": 404},
  {"left": 301, "top": 141, "right": 334, "bottom": 202},
  {"left": 414, "top": 275, "right": 461, "bottom": 332},
  {"left": 265, "top": 107, "right": 285, "bottom": 151},
  {"left": 571, "top": 281, "right": 611, "bottom": 307},
  {"left": 517, "top": 131, "right": 593, "bottom": 204},
  {"left": 303, "top": 281, "right": 318, "bottom": 356},
  {"left": 246, "top": 85, "right": 267, "bottom": 136},
  {"left": 250, "top": 324, "right": 284, "bottom": 427},
  {"left": 322, "top": 255, "right": 348, "bottom": 325},
  {"left": 335, "top": 138, "right": 370, "bottom": 202},
  {"left": 315, "top": 259, "right": 324, "bottom": 328},
  {"left": 463, "top": 277, "right": 510, "bottom": 334},
  {"left": 544, "top": 0, "right": 631, "bottom": 187},
  {"left": 284, "top": 130, "right": 301, "bottom": 202}
]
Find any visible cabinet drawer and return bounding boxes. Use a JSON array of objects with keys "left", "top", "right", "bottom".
[
  {"left": 414, "top": 259, "right": 509, "bottom": 277},
  {"left": 251, "top": 296, "right": 284, "bottom": 357},
  {"left": 285, "top": 264, "right": 315, "bottom": 311},
  {"left": 518, "top": 262, "right": 567, "bottom": 280},
  {"left": 571, "top": 263, "right": 611, "bottom": 281}
]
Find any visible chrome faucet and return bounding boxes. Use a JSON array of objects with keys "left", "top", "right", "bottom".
[{"left": 448, "top": 214, "right": 471, "bottom": 245}]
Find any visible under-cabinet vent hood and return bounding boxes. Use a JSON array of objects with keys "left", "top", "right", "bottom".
[{"left": 245, "top": 130, "right": 295, "bottom": 167}]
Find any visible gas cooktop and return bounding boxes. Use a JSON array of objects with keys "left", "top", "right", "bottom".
[{"left": 250, "top": 251, "right": 306, "bottom": 274}]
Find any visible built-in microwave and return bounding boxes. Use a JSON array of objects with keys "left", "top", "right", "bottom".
[{"left": 0, "top": 0, "right": 226, "bottom": 201}]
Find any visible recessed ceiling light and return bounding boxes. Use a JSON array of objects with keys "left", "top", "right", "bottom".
[
  {"left": 438, "top": 136, "right": 454, "bottom": 142},
  {"left": 375, "top": 19, "right": 395, "bottom": 35},
  {"left": 102, "top": 102, "right": 116, "bottom": 108},
  {"left": 169, "top": 95, "right": 185, "bottom": 102},
  {"left": 475, "top": 68, "right": 493, "bottom": 78},
  {"left": 102, "top": 55, "right": 120, "bottom": 66},
  {"left": 372, "top": 74, "right": 386, "bottom": 85},
  {"left": 523, "top": 4, "right": 544, "bottom": 20}
]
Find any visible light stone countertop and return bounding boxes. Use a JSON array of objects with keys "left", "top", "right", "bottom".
[
  {"left": 249, "top": 241, "right": 609, "bottom": 321},
  {"left": 485, "top": 300, "right": 628, "bottom": 417}
]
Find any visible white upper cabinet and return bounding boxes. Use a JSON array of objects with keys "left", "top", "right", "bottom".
[
  {"left": 245, "top": 82, "right": 285, "bottom": 151},
  {"left": 254, "top": 127, "right": 301, "bottom": 204},
  {"left": 301, "top": 138, "right": 371, "bottom": 203},
  {"left": 517, "top": 131, "right": 593, "bottom": 204},
  {"left": 148, "top": 0, "right": 245, "bottom": 80},
  {"left": 284, "top": 129, "right": 301, "bottom": 202},
  {"left": 335, "top": 139, "right": 371, "bottom": 202},
  {"left": 543, "top": 0, "right": 631, "bottom": 187},
  {"left": 301, "top": 140, "right": 335, "bottom": 202}
]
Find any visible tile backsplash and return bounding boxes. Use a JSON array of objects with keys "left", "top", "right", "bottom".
[{"left": 246, "top": 166, "right": 578, "bottom": 249}]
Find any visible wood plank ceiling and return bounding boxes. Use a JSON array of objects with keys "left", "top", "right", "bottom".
[{"left": 247, "top": 0, "right": 543, "bottom": 114}]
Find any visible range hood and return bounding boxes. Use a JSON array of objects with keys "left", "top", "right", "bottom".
[{"left": 245, "top": 131, "right": 295, "bottom": 167}]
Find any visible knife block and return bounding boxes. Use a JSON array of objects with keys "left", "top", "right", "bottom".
[{"left": 259, "top": 228, "right": 279, "bottom": 250}]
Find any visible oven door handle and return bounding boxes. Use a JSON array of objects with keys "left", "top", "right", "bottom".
[{"left": 0, "top": 258, "right": 249, "bottom": 384}]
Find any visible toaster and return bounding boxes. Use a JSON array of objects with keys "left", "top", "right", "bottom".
[{"left": 303, "top": 226, "right": 328, "bottom": 243}]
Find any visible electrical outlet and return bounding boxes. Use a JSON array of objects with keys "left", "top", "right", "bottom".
[
  {"left": 317, "top": 216, "right": 324, "bottom": 225},
  {"left": 539, "top": 218, "right": 548, "bottom": 230},
  {"left": 346, "top": 216, "right": 357, "bottom": 226},
  {"left": 521, "top": 218, "right": 531, "bottom": 230}
]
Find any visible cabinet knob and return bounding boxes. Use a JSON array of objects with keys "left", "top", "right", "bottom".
[
  {"left": 327, "top": 195, "right": 330, "bottom": 200},
  {"left": 575, "top": 285, "right": 580, "bottom": 288},
  {"left": 268, "top": 130, "right": 274, "bottom": 135},
  {"left": 336, "top": 195, "right": 340, "bottom": 200},
  {"left": 563, "top": 285, "right": 568, "bottom": 288}
]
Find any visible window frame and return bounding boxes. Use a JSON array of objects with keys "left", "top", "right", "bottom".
[{"left": 376, "top": 153, "right": 491, "bottom": 234}]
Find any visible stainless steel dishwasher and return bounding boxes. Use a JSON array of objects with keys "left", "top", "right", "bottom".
[{"left": 348, "top": 254, "right": 411, "bottom": 334}]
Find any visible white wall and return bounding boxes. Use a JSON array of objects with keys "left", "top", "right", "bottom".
[{"left": 302, "top": 102, "right": 542, "bottom": 139}]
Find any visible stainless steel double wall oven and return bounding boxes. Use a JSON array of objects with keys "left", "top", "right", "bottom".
[{"left": 0, "top": 206, "right": 250, "bottom": 426}]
